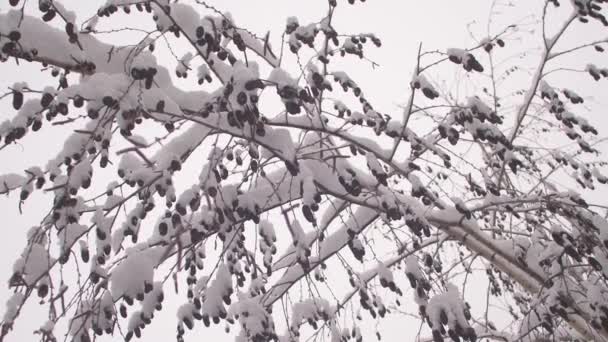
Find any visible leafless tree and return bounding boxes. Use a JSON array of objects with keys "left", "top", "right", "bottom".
[{"left": 1, "top": 1, "right": 608, "bottom": 342}]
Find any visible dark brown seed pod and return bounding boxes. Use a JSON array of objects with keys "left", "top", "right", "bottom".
[{"left": 12, "top": 90, "right": 23, "bottom": 110}]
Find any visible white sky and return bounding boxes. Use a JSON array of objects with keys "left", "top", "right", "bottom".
[{"left": 1, "top": 1, "right": 607, "bottom": 341}]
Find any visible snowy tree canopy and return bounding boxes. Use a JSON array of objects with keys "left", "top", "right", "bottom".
[{"left": 1, "top": 1, "right": 608, "bottom": 342}]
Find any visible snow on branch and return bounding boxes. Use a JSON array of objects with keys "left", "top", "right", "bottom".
[{"left": 2, "top": 1, "right": 608, "bottom": 342}]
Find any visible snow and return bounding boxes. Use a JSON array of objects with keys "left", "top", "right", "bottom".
[
  {"left": 40, "top": 320, "right": 55, "bottom": 333},
  {"left": 12, "top": 242, "right": 52, "bottom": 286},
  {"left": 176, "top": 185, "right": 201, "bottom": 214},
  {"left": 110, "top": 246, "right": 162, "bottom": 299},
  {"left": 411, "top": 74, "right": 439, "bottom": 99},
  {"left": 0, "top": 173, "right": 26, "bottom": 193},
  {"left": 426, "top": 283, "right": 474, "bottom": 339},
  {"left": 269, "top": 67, "right": 297, "bottom": 87},
  {"left": 202, "top": 263, "right": 232, "bottom": 320},
  {"left": 198, "top": 63, "right": 212, "bottom": 83},
  {"left": 1, "top": 1, "right": 608, "bottom": 341},
  {"left": 233, "top": 27, "right": 279, "bottom": 67},
  {"left": 176, "top": 52, "right": 193, "bottom": 78},
  {"left": 228, "top": 294, "right": 275, "bottom": 341},
  {"left": 265, "top": 206, "right": 378, "bottom": 305},
  {"left": 259, "top": 220, "right": 277, "bottom": 272},
  {"left": 59, "top": 223, "right": 87, "bottom": 255},
  {"left": 289, "top": 297, "right": 333, "bottom": 334},
  {"left": 2, "top": 293, "right": 24, "bottom": 323},
  {"left": 177, "top": 302, "right": 198, "bottom": 325},
  {"left": 405, "top": 255, "right": 423, "bottom": 281}
]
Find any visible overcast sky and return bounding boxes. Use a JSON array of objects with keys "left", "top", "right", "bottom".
[{"left": 1, "top": 1, "right": 607, "bottom": 341}]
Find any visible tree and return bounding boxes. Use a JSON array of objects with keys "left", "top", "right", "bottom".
[{"left": 1, "top": 0, "right": 608, "bottom": 341}]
